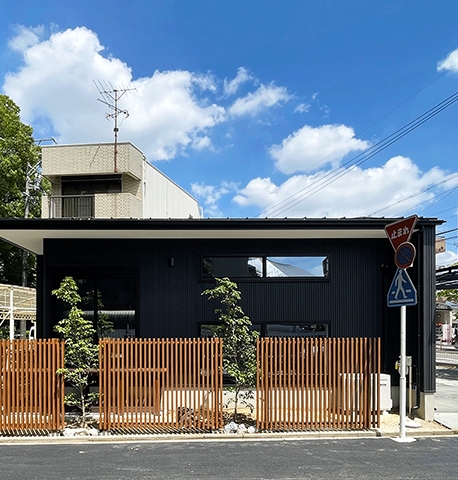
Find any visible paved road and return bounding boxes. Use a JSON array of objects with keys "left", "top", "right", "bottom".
[{"left": 1, "top": 436, "right": 458, "bottom": 480}]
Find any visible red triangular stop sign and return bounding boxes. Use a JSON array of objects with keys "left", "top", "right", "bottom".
[{"left": 385, "top": 215, "right": 418, "bottom": 251}]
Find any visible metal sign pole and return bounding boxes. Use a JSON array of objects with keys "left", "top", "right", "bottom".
[
  {"left": 400, "top": 305, "right": 407, "bottom": 439},
  {"left": 385, "top": 216, "right": 418, "bottom": 443}
]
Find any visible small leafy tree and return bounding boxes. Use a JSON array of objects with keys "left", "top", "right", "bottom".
[
  {"left": 53, "top": 277, "right": 99, "bottom": 427},
  {"left": 202, "top": 277, "right": 259, "bottom": 420}
]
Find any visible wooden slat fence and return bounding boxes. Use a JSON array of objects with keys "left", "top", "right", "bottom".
[
  {"left": 99, "top": 338, "right": 223, "bottom": 432},
  {"left": 0, "top": 339, "right": 65, "bottom": 434},
  {"left": 257, "top": 337, "right": 380, "bottom": 431}
]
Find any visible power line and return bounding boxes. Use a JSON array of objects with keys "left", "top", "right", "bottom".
[
  {"left": 277, "top": 63, "right": 458, "bottom": 182},
  {"left": 371, "top": 173, "right": 458, "bottom": 216},
  {"left": 260, "top": 91, "right": 458, "bottom": 217},
  {"left": 408, "top": 188, "right": 458, "bottom": 218},
  {"left": 437, "top": 227, "right": 458, "bottom": 236}
]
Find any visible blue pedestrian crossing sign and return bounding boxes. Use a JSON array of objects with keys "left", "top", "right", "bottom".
[{"left": 387, "top": 268, "right": 417, "bottom": 307}]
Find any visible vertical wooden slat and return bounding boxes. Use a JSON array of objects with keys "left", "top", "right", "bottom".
[
  {"left": 0, "top": 339, "right": 65, "bottom": 433},
  {"left": 117, "top": 339, "right": 124, "bottom": 429},
  {"left": 376, "top": 337, "right": 380, "bottom": 428},
  {"left": 280, "top": 337, "right": 284, "bottom": 429},
  {"left": 163, "top": 338, "right": 168, "bottom": 427},
  {"left": 98, "top": 339, "right": 104, "bottom": 430},
  {"left": 146, "top": 339, "right": 151, "bottom": 427},
  {"left": 318, "top": 337, "right": 323, "bottom": 428},
  {"left": 358, "top": 338, "right": 363, "bottom": 429}
]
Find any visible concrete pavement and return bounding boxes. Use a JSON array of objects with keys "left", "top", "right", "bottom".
[{"left": 435, "top": 360, "right": 458, "bottom": 430}]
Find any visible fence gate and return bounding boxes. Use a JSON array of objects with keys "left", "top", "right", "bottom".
[
  {"left": 99, "top": 338, "right": 223, "bottom": 433},
  {"left": 0, "top": 339, "right": 65, "bottom": 434},
  {"left": 257, "top": 337, "right": 380, "bottom": 431}
]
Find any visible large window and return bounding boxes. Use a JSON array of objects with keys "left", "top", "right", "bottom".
[
  {"left": 202, "top": 256, "right": 329, "bottom": 279},
  {"left": 202, "top": 257, "right": 262, "bottom": 278},
  {"left": 265, "top": 324, "right": 328, "bottom": 338},
  {"left": 54, "top": 274, "right": 137, "bottom": 339},
  {"left": 200, "top": 323, "right": 328, "bottom": 338},
  {"left": 61, "top": 175, "right": 122, "bottom": 196}
]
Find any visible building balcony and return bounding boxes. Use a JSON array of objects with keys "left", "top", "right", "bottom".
[{"left": 42, "top": 193, "right": 143, "bottom": 219}]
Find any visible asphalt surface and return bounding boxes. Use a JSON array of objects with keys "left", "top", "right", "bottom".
[{"left": 1, "top": 436, "right": 458, "bottom": 480}]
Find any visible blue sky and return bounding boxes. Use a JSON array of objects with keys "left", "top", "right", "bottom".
[{"left": 2, "top": 1, "right": 458, "bottom": 265}]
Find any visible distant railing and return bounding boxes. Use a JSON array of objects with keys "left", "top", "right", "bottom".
[{"left": 48, "top": 195, "right": 95, "bottom": 218}]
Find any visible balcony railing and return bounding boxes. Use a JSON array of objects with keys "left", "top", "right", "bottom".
[
  {"left": 48, "top": 195, "right": 95, "bottom": 219},
  {"left": 43, "top": 193, "right": 143, "bottom": 219}
]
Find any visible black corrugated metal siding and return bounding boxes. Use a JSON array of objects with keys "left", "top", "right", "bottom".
[
  {"left": 42, "top": 236, "right": 393, "bottom": 338},
  {"left": 39, "top": 224, "right": 437, "bottom": 394}
]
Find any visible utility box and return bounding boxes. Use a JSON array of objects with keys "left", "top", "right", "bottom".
[{"left": 380, "top": 373, "right": 393, "bottom": 412}]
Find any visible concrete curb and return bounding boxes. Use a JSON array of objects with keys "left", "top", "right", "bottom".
[{"left": 0, "top": 427, "right": 457, "bottom": 445}]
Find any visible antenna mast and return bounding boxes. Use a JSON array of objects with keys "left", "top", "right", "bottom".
[{"left": 94, "top": 80, "right": 136, "bottom": 172}]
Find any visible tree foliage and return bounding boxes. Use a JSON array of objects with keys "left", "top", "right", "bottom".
[
  {"left": 0, "top": 94, "right": 46, "bottom": 286},
  {"left": 202, "top": 277, "right": 259, "bottom": 419},
  {"left": 439, "top": 289, "right": 458, "bottom": 304},
  {"left": 438, "top": 289, "right": 458, "bottom": 321},
  {"left": 53, "top": 276, "right": 99, "bottom": 427}
]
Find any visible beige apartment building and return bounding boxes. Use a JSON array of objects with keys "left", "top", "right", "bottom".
[{"left": 41, "top": 142, "right": 202, "bottom": 219}]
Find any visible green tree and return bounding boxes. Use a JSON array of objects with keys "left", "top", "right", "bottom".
[
  {"left": 0, "top": 94, "right": 46, "bottom": 286},
  {"left": 438, "top": 289, "right": 458, "bottom": 322},
  {"left": 202, "top": 277, "right": 259, "bottom": 420},
  {"left": 53, "top": 276, "right": 99, "bottom": 427}
]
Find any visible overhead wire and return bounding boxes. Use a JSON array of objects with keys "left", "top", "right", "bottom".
[
  {"left": 370, "top": 173, "right": 458, "bottom": 216},
  {"left": 406, "top": 187, "right": 458, "bottom": 217},
  {"left": 260, "top": 91, "right": 458, "bottom": 217},
  {"left": 253, "top": 62, "right": 458, "bottom": 208}
]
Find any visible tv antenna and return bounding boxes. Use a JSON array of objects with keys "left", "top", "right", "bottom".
[{"left": 94, "top": 80, "right": 136, "bottom": 172}]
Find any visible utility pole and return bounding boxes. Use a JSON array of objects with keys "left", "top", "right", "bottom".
[
  {"left": 22, "top": 138, "right": 56, "bottom": 288},
  {"left": 94, "top": 81, "right": 136, "bottom": 172}
]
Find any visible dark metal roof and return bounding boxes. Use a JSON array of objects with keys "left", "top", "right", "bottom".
[
  {"left": 436, "top": 265, "right": 458, "bottom": 290},
  {"left": 0, "top": 216, "right": 444, "bottom": 230},
  {"left": 0, "top": 216, "right": 443, "bottom": 255}
]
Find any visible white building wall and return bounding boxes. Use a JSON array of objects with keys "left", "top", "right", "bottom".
[{"left": 143, "top": 162, "right": 201, "bottom": 218}]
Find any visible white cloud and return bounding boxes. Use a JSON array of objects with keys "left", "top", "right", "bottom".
[
  {"left": 437, "top": 48, "right": 458, "bottom": 73},
  {"left": 191, "top": 180, "right": 239, "bottom": 217},
  {"left": 3, "top": 26, "right": 225, "bottom": 161},
  {"left": 223, "top": 67, "right": 255, "bottom": 96},
  {"left": 229, "top": 83, "right": 292, "bottom": 117},
  {"left": 269, "top": 124, "right": 370, "bottom": 175},
  {"left": 8, "top": 25, "right": 44, "bottom": 52},
  {"left": 294, "top": 103, "right": 311, "bottom": 114},
  {"left": 234, "top": 156, "right": 451, "bottom": 218},
  {"left": 437, "top": 250, "right": 458, "bottom": 268},
  {"left": 192, "top": 136, "right": 212, "bottom": 151}
]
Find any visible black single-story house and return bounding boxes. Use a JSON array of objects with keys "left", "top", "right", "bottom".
[{"left": 0, "top": 216, "right": 442, "bottom": 419}]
